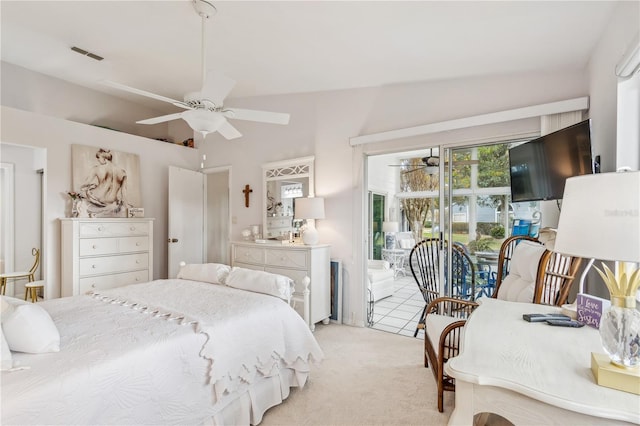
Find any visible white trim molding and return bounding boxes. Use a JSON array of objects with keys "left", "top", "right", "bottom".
[{"left": 350, "top": 97, "right": 589, "bottom": 146}]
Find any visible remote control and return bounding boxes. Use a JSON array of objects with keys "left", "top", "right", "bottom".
[
  {"left": 522, "top": 313, "right": 571, "bottom": 323},
  {"left": 545, "top": 319, "right": 584, "bottom": 327}
]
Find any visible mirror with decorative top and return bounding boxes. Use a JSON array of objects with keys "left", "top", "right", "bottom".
[{"left": 262, "top": 156, "right": 314, "bottom": 240}]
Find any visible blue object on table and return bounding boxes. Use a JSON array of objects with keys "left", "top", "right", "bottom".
[{"left": 512, "top": 219, "right": 532, "bottom": 236}]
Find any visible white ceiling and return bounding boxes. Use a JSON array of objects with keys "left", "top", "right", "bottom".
[{"left": 1, "top": 1, "right": 617, "bottom": 112}]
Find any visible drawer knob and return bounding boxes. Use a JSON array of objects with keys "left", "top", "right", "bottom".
[
  {"left": 280, "top": 257, "right": 286, "bottom": 261},
  {"left": 136, "top": 242, "right": 140, "bottom": 246},
  {"left": 92, "top": 265, "right": 97, "bottom": 269},
  {"left": 98, "top": 226, "right": 104, "bottom": 231},
  {"left": 92, "top": 245, "right": 97, "bottom": 249},
  {"left": 130, "top": 226, "right": 135, "bottom": 231},
  {"left": 136, "top": 260, "right": 140, "bottom": 264},
  {"left": 91, "top": 283, "right": 96, "bottom": 288},
  {"left": 135, "top": 277, "right": 140, "bottom": 281}
]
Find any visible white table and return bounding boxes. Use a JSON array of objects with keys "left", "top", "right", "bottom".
[
  {"left": 381, "top": 249, "right": 407, "bottom": 278},
  {"left": 445, "top": 298, "right": 640, "bottom": 426}
]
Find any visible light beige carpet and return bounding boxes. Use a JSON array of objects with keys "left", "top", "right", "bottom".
[{"left": 261, "top": 323, "right": 453, "bottom": 426}]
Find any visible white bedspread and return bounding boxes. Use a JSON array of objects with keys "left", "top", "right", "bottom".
[{"left": 2, "top": 279, "right": 323, "bottom": 425}]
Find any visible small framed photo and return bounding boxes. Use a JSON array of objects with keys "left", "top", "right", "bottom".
[{"left": 127, "top": 207, "right": 145, "bottom": 218}]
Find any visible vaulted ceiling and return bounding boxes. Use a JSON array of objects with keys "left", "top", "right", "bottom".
[{"left": 1, "top": 1, "right": 617, "bottom": 113}]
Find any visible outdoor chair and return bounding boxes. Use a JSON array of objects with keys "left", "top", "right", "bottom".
[
  {"left": 423, "top": 296, "right": 478, "bottom": 412},
  {"left": 450, "top": 244, "right": 476, "bottom": 301}
]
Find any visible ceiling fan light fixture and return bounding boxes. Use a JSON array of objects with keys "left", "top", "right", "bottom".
[{"left": 182, "top": 109, "right": 225, "bottom": 136}]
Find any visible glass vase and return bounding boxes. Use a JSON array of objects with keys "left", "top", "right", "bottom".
[{"left": 599, "top": 301, "right": 640, "bottom": 368}]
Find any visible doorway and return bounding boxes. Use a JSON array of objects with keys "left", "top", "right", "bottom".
[
  {"left": 365, "top": 140, "right": 531, "bottom": 336},
  {"left": 0, "top": 143, "right": 45, "bottom": 297}
]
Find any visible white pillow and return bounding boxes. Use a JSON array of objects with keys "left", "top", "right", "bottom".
[
  {"left": 2, "top": 301, "right": 60, "bottom": 354},
  {"left": 496, "top": 241, "right": 545, "bottom": 303},
  {"left": 225, "top": 267, "right": 294, "bottom": 302},
  {"left": 1, "top": 329, "right": 13, "bottom": 371},
  {"left": 177, "top": 263, "right": 231, "bottom": 285}
]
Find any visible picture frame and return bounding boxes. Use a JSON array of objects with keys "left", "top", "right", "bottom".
[{"left": 71, "top": 145, "right": 141, "bottom": 218}]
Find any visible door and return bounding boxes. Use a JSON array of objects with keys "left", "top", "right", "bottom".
[
  {"left": 205, "top": 169, "right": 230, "bottom": 265},
  {"left": 168, "top": 166, "right": 204, "bottom": 278}
]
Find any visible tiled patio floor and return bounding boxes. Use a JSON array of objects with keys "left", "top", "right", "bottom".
[{"left": 369, "top": 274, "right": 426, "bottom": 339}]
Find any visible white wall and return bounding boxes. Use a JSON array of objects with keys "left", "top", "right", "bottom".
[
  {"left": 0, "top": 106, "right": 200, "bottom": 298},
  {"left": 587, "top": 1, "right": 640, "bottom": 173}
]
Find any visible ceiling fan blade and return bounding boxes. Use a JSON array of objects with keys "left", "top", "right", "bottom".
[
  {"left": 136, "top": 112, "right": 185, "bottom": 125},
  {"left": 201, "top": 71, "right": 236, "bottom": 106},
  {"left": 223, "top": 107, "right": 290, "bottom": 125},
  {"left": 216, "top": 120, "right": 242, "bottom": 140},
  {"left": 100, "top": 80, "right": 190, "bottom": 109}
]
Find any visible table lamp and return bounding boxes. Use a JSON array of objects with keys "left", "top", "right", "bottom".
[
  {"left": 382, "top": 221, "right": 399, "bottom": 249},
  {"left": 554, "top": 171, "right": 640, "bottom": 374},
  {"left": 294, "top": 197, "right": 325, "bottom": 245}
]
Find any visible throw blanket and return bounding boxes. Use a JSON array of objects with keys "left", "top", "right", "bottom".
[{"left": 92, "top": 279, "right": 324, "bottom": 400}]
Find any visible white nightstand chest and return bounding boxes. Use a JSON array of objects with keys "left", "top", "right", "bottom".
[
  {"left": 231, "top": 241, "right": 330, "bottom": 330},
  {"left": 60, "top": 218, "right": 154, "bottom": 297}
]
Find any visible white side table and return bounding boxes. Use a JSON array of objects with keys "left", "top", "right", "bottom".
[{"left": 381, "top": 249, "right": 407, "bottom": 278}]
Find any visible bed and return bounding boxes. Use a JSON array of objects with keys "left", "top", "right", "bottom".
[{"left": 1, "top": 264, "right": 324, "bottom": 425}]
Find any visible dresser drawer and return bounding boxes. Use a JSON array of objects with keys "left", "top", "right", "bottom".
[
  {"left": 79, "top": 270, "right": 149, "bottom": 294},
  {"left": 79, "top": 222, "right": 149, "bottom": 237},
  {"left": 79, "top": 238, "right": 118, "bottom": 256},
  {"left": 79, "top": 253, "right": 148, "bottom": 276},
  {"left": 233, "top": 245, "right": 265, "bottom": 265},
  {"left": 80, "top": 237, "right": 149, "bottom": 256},
  {"left": 265, "top": 249, "right": 308, "bottom": 269}
]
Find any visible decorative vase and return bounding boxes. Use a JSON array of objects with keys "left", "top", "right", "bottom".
[
  {"left": 599, "top": 298, "right": 640, "bottom": 368},
  {"left": 71, "top": 199, "right": 81, "bottom": 218},
  {"left": 595, "top": 263, "right": 640, "bottom": 368}
]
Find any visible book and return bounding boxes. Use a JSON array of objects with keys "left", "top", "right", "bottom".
[{"left": 591, "top": 352, "right": 640, "bottom": 395}]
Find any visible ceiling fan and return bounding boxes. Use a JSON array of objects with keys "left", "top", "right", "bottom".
[
  {"left": 100, "top": 0, "right": 290, "bottom": 140},
  {"left": 388, "top": 149, "right": 480, "bottom": 174}
]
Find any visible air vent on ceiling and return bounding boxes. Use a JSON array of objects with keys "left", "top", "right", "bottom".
[{"left": 71, "top": 46, "right": 104, "bottom": 61}]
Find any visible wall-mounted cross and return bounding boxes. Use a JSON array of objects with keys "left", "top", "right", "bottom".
[{"left": 242, "top": 184, "right": 253, "bottom": 208}]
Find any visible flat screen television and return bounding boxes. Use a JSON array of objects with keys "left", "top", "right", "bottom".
[{"left": 509, "top": 119, "right": 593, "bottom": 202}]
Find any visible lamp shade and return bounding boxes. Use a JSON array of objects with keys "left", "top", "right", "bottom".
[
  {"left": 294, "top": 197, "right": 325, "bottom": 220},
  {"left": 554, "top": 171, "right": 640, "bottom": 263},
  {"left": 382, "top": 221, "right": 399, "bottom": 233}
]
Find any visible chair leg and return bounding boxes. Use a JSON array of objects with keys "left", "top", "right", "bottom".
[
  {"left": 0, "top": 277, "right": 5, "bottom": 295},
  {"left": 414, "top": 304, "right": 427, "bottom": 337}
]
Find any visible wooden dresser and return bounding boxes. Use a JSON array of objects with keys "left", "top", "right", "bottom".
[
  {"left": 231, "top": 241, "right": 330, "bottom": 330},
  {"left": 60, "top": 218, "right": 154, "bottom": 297}
]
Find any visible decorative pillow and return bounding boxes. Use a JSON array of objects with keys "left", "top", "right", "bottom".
[
  {"left": 177, "top": 263, "right": 231, "bottom": 285},
  {"left": 2, "top": 301, "right": 60, "bottom": 354},
  {"left": 496, "top": 240, "right": 545, "bottom": 303},
  {"left": 1, "top": 329, "right": 13, "bottom": 371},
  {"left": 225, "top": 267, "right": 294, "bottom": 302}
]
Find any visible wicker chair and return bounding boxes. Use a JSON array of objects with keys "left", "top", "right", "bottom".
[
  {"left": 423, "top": 296, "right": 478, "bottom": 412},
  {"left": 409, "top": 238, "right": 441, "bottom": 337},
  {"left": 492, "top": 236, "right": 582, "bottom": 306}
]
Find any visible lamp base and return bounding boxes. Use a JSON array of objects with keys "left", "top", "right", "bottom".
[
  {"left": 591, "top": 352, "right": 640, "bottom": 395},
  {"left": 301, "top": 227, "right": 319, "bottom": 245}
]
